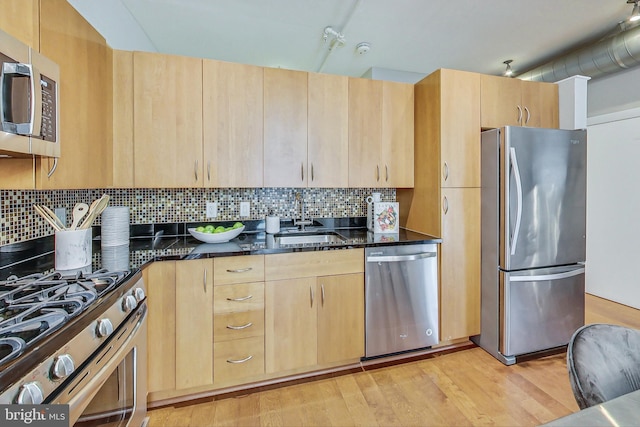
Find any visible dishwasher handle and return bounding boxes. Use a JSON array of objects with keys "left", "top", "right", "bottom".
[{"left": 367, "top": 252, "right": 436, "bottom": 263}]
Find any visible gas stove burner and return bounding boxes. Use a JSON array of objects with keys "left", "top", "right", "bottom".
[
  {"left": 0, "top": 337, "right": 25, "bottom": 366},
  {"left": 0, "top": 268, "right": 131, "bottom": 366}
]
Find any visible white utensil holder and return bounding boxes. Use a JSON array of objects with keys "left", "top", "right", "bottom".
[{"left": 55, "top": 228, "right": 92, "bottom": 270}]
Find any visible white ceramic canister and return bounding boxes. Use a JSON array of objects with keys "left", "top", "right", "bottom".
[
  {"left": 55, "top": 228, "right": 92, "bottom": 270},
  {"left": 266, "top": 210, "right": 280, "bottom": 234}
]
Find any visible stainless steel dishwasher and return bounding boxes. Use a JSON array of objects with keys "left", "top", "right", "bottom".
[{"left": 365, "top": 243, "right": 439, "bottom": 358}]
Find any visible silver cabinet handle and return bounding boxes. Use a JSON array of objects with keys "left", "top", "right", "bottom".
[
  {"left": 311, "top": 163, "right": 314, "bottom": 181},
  {"left": 47, "top": 157, "right": 58, "bottom": 178},
  {"left": 376, "top": 165, "right": 380, "bottom": 182},
  {"left": 385, "top": 165, "right": 389, "bottom": 182},
  {"left": 443, "top": 161, "right": 449, "bottom": 181},
  {"left": 226, "top": 295, "right": 253, "bottom": 302},
  {"left": 310, "top": 286, "right": 314, "bottom": 307},
  {"left": 194, "top": 159, "right": 199, "bottom": 181},
  {"left": 226, "top": 322, "right": 253, "bottom": 330},
  {"left": 207, "top": 160, "right": 211, "bottom": 181},
  {"left": 367, "top": 252, "right": 437, "bottom": 263},
  {"left": 516, "top": 105, "right": 523, "bottom": 124},
  {"left": 301, "top": 162, "right": 304, "bottom": 182},
  {"left": 203, "top": 268, "right": 207, "bottom": 293},
  {"left": 226, "top": 267, "right": 252, "bottom": 273},
  {"left": 442, "top": 196, "right": 449, "bottom": 214},
  {"left": 321, "top": 284, "right": 325, "bottom": 305},
  {"left": 524, "top": 106, "right": 531, "bottom": 125},
  {"left": 227, "top": 355, "right": 253, "bottom": 364}
]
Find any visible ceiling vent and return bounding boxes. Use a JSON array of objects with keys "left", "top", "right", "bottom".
[{"left": 519, "top": 22, "right": 640, "bottom": 82}]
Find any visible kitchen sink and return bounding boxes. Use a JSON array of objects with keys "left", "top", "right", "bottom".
[{"left": 275, "top": 232, "right": 346, "bottom": 246}]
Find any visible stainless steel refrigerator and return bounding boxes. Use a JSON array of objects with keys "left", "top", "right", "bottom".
[{"left": 472, "top": 126, "right": 587, "bottom": 365}]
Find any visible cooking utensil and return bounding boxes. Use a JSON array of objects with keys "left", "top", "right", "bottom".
[
  {"left": 70, "top": 203, "right": 89, "bottom": 230},
  {"left": 38, "top": 204, "right": 66, "bottom": 230},
  {"left": 33, "top": 205, "right": 63, "bottom": 231},
  {"left": 79, "top": 194, "right": 110, "bottom": 229}
]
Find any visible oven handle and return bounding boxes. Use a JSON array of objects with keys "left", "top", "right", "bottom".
[
  {"left": 366, "top": 252, "right": 436, "bottom": 263},
  {"left": 55, "top": 304, "right": 147, "bottom": 425}
]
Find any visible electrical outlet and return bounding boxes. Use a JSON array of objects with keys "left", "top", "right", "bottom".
[
  {"left": 240, "top": 201, "right": 250, "bottom": 217},
  {"left": 54, "top": 208, "right": 66, "bottom": 226},
  {"left": 206, "top": 202, "right": 218, "bottom": 218}
]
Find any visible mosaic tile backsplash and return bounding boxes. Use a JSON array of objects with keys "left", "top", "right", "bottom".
[{"left": 0, "top": 188, "right": 396, "bottom": 246}]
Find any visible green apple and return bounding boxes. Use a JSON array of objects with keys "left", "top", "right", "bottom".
[
  {"left": 196, "top": 226, "right": 205, "bottom": 232},
  {"left": 204, "top": 224, "right": 215, "bottom": 232},
  {"left": 214, "top": 226, "right": 226, "bottom": 233},
  {"left": 233, "top": 222, "right": 243, "bottom": 229}
]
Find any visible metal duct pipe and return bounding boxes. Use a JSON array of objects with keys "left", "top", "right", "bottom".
[{"left": 519, "top": 23, "right": 640, "bottom": 82}]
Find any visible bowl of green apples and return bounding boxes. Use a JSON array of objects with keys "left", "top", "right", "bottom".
[{"left": 188, "top": 222, "right": 245, "bottom": 243}]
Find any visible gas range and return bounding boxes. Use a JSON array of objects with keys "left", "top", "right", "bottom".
[{"left": 0, "top": 268, "right": 146, "bottom": 406}]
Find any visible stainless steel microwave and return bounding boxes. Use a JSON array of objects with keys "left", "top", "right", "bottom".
[{"left": 0, "top": 28, "right": 59, "bottom": 158}]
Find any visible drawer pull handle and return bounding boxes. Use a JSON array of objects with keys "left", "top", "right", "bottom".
[
  {"left": 226, "top": 295, "right": 253, "bottom": 302},
  {"left": 226, "top": 322, "right": 253, "bottom": 330},
  {"left": 226, "top": 267, "right": 252, "bottom": 273},
  {"left": 227, "top": 355, "right": 253, "bottom": 364}
]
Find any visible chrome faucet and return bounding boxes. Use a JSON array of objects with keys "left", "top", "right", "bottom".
[{"left": 294, "top": 192, "right": 313, "bottom": 231}]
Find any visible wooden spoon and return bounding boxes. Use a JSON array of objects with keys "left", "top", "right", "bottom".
[
  {"left": 79, "top": 194, "right": 110, "bottom": 229},
  {"left": 70, "top": 203, "right": 89, "bottom": 230},
  {"left": 33, "top": 205, "right": 63, "bottom": 231},
  {"left": 39, "top": 204, "right": 66, "bottom": 230}
]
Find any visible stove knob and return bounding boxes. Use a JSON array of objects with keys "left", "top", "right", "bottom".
[
  {"left": 51, "top": 354, "right": 75, "bottom": 380},
  {"left": 133, "top": 287, "right": 146, "bottom": 302},
  {"left": 96, "top": 318, "right": 114, "bottom": 337},
  {"left": 16, "top": 381, "right": 44, "bottom": 404},
  {"left": 122, "top": 294, "right": 138, "bottom": 312}
]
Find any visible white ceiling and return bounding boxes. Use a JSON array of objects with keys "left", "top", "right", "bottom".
[{"left": 68, "top": 0, "right": 635, "bottom": 82}]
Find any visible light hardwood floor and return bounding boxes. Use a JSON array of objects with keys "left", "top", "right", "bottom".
[{"left": 147, "top": 294, "right": 640, "bottom": 427}]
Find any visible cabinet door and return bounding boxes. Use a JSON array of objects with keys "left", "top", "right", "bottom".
[
  {"left": 307, "top": 72, "right": 348, "bottom": 188},
  {"left": 265, "top": 278, "right": 317, "bottom": 373},
  {"left": 440, "top": 188, "right": 481, "bottom": 342},
  {"left": 480, "top": 74, "right": 522, "bottom": 129},
  {"left": 112, "top": 50, "right": 134, "bottom": 187},
  {"left": 133, "top": 51, "right": 203, "bottom": 188},
  {"left": 144, "top": 261, "right": 176, "bottom": 393},
  {"left": 521, "top": 80, "right": 559, "bottom": 128},
  {"left": 348, "top": 78, "right": 382, "bottom": 187},
  {"left": 203, "top": 60, "right": 263, "bottom": 187},
  {"left": 0, "top": 0, "right": 39, "bottom": 49},
  {"left": 382, "top": 81, "right": 414, "bottom": 188},
  {"left": 175, "top": 259, "right": 213, "bottom": 389},
  {"left": 441, "top": 70, "right": 481, "bottom": 188},
  {"left": 317, "top": 273, "right": 364, "bottom": 364},
  {"left": 36, "top": 0, "right": 113, "bottom": 189},
  {"left": 264, "top": 68, "right": 307, "bottom": 187}
]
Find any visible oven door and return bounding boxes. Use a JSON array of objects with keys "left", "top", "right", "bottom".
[{"left": 50, "top": 304, "right": 147, "bottom": 427}]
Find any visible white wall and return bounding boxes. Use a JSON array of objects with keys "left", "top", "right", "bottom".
[
  {"left": 586, "top": 109, "right": 640, "bottom": 309},
  {"left": 588, "top": 67, "right": 640, "bottom": 117}
]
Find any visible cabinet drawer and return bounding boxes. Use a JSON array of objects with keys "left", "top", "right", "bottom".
[
  {"left": 214, "top": 336, "right": 265, "bottom": 383},
  {"left": 214, "top": 310, "right": 264, "bottom": 342},
  {"left": 265, "top": 248, "right": 364, "bottom": 280},
  {"left": 214, "top": 282, "right": 264, "bottom": 313},
  {"left": 214, "top": 255, "right": 264, "bottom": 285}
]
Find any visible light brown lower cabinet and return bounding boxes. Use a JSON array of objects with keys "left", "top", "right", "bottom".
[
  {"left": 265, "top": 250, "right": 365, "bottom": 374},
  {"left": 145, "top": 251, "right": 364, "bottom": 406}
]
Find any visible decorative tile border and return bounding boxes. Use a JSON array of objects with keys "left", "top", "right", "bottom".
[{"left": 0, "top": 188, "right": 395, "bottom": 246}]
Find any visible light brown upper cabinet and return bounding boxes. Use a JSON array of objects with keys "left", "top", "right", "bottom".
[
  {"left": 203, "top": 60, "right": 264, "bottom": 188},
  {"left": 263, "top": 68, "right": 308, "bottom": 187},
  {"left": 133, "top": 51, "right": 203, "bottom": 188},
  {"left": 348, "top": 78, "right": 414, "bottom": 188},
  {"left": 0, "top": 0, "right": 113, "bottom": 190},
  {"left": 480, "top": 75, "right": 559, "bottom": 129},
  {"left": 307, "top": 72, "right": 349, "bottom": 188}
]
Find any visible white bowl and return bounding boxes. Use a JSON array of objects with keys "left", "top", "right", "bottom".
[{"left": 188, "top": 225, "right": 245, "bottom": 243}]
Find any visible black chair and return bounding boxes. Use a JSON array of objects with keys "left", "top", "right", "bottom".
[{"left": 567, "top": 323, "right": 640, "bottom": 409}]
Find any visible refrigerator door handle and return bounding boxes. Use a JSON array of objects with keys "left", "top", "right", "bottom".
[
  {"left": 509, "top": 147, "right": 523, "bottom": 256},
  {"left": 509, "top": 267, "right": 585, "bottom": 282}
]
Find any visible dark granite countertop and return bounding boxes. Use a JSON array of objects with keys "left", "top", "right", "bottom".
[{"left": 0, "top": 217, "right": 441, "bottom": 280}]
